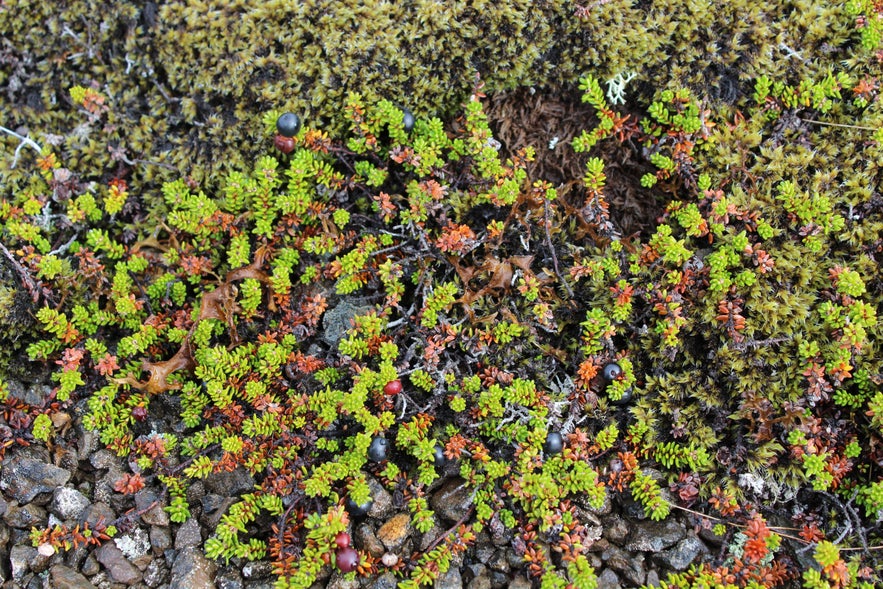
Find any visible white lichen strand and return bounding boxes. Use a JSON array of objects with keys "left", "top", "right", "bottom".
[{"left": 605, "top": 71, "right": 637, "bottom": 105}]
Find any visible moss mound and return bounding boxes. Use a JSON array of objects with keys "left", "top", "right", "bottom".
[{"left": 0, "top": 0, "right": 858, "bottom": 191}]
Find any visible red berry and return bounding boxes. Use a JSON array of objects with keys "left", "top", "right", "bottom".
[
  {"left": 383, "top": 379, "right": 402, "bottom": 396},
  {"left": 336, "top": 546, "right": 360, "bottom": 573},
  {"left": 132, "top": 406, "right": 148, "bottom": 422},
  {"left": 334, "top": 532, "right": 351, "bottom": 549},
  {"left": 274, "top": 134, "right": 295, "bottom": 154}
]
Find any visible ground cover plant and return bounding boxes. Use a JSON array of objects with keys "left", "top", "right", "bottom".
[{"left": 2, "top": 2, "right": 883, "bottom": 589}]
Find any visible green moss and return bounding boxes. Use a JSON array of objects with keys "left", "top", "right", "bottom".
[{"left": 0, "top": 0, "right": 864, "bottom": 205}]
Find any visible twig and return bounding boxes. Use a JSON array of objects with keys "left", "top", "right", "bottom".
[
  {"left": 732, "top": 335, "right": 792, "bottom": 351},
  {"left": 421, "top": 504, "right": 476, "bottom": 554},
  {"left": 821, "top": 491, "right": 870, "bottom": 556},
  {"left": 132, "top": 157, "right": 177, "bottom": 171},
  {"left": 48, "top": 235, "right": 78, "bottom": 257},
  {"left": 542, "top": 197, "right": 574, "bottom": 299},
  {"left": 0, "top": 240, "right": 43, "bottom": 303},
  {"left": 669, "top": 503, "right": 811, "bottom": 545},
  {"left": 1, "top": 124, "right": 43, "bottom": 169},
  {"left": 801, "top": 119, "right": 878, "bottom": 132}
]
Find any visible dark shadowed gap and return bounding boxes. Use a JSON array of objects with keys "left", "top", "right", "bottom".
[{"left": 485, "top": 87, "right": 668, "bottom": 239}]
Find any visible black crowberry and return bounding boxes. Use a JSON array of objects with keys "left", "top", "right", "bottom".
[
  {"left": 401, "top": 108, "right": 415, "bottom": 133},
  {"left": 276, "top": 112, "right": 301, "bottom": 137},
  {"left": 367, "top": 436, "right": 389, "bottom": 462},
  {"left": 544, "top": 431, "right": 564, "bottom": 455},
  {"left": 602, "top": 362, "right": 622, "bottom": 382}
]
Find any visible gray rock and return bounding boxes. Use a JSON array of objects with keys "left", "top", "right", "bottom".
[
  {"left": 29, "top": 548, "right": 52, "bottom": 574},
  {"left": 355, "top": 522, "right": 386, "bottom": 557},
  {"left": 620, "top": 498, "right": 649, "bottom": 520},
  {"left": 418, "top": 521, "right": 446, "bottom": 551},
  {"left": 51, "top": 487, "right": 90, "bottom": 521},
  {"left": 625, "top": 519, "right": 685, "bottom": 553},
  {"left": 474, "top": 546, "right": 494, "bottom": 567},
  {"left": 81, "top": 553, "right": 101, "bottom": 576},
  {"left": 467, "top": 564, "right": 492, "bottom": 589},
  {"left": 143, "top": 558, "right": 170, "bottom": 588},
  {"left": 76, "top": 429, "right": 100, "bottom": 461},
  {"left": 326, "top": 574, "right": 360, "bottom": 589},
  {"left": 366, "top": 476, "right": 394, "bottom": 519},
  {"left": 10, "top": 544, "right": 36, "bottom": 581},
  {"left": 322, "top": 301, "right": 373, "bottom": 346},
  {"left": 199, "top": 493, "right": 237, "bottom": 528},
  {"left": 92, "top": 473, "right": 119, "bottom": 508},
  {"left": 430, "top": 478, "right": 474, "bottom": 523},
  {"left": 174, "top": 517, "right": 203, "bottom": 549},
  {"left": 89, "top": 449, "right": 119, "bottom": 470},
  {"left": 49, "top": 564, "right": 98, "bottom": 589},
  {"left": 150, "top": 525, "right": 173, "bottom": 554},
  {"left": 491, "top": 571, "right": 508, "bottom": 589},
  {"left": 84, "top": 571, "right": 107, "bottom": 586},
  {"left": 596, "top": 568, "right": 621, "bottom": 589},
  {"left": 368, "top": 572, "right": 398, "bottom": 589},
  {"left": 0, "top": 456, "right": 71, "bottom": 503},
  {"left": 601, "top": 515, "right": 630, "bottom": 545},
  {"left": 204, "top": 467, "right": 255, "bottom": 497},
  {"left": 573, "top": 505, "right": 602, "bottom": 528},
  {"left": 645, "top": 569, "right": 661, "bottom": 587},
  {"left": 652, "top": 533, "right": 708, "bottom": 571},
  {"left": 136, "top": 489, "right": 170, "bottom": 526},
  {"left": 7, "top": 382, "right": 49, "bottom": 406},
  {"left": 584, "top": 523, "right": 604, "bottom": 546},
  {"left": 602, "top": 545, "right": 646, "bottom": 586},
  {"left": 3, "top": 502, "right": 47, "bottom": 529},
  {"left": 242, "top": 560, "right": 273, "bottom": 579},
  {"left": 96, "top": 542, "right": 142, "bottom": 585},
  {"left": 81, "top": 502, "right": 116, "bottom": 528},
  {"left": 244, "top": 582, "right": 277, "bottom": 589},
  {"left": 698, "top": 525, "right": 726, "bottom": 546},
  {"left": 186, "top": 479, "right": 207, "bottom": 506},
  {"left": 584, "top": 490, "right": 614, "bottom": 516},
  {"left": 114, "top": 527, "right": 152, "bottom": 568},
  {"left": 169, "top": 547, "right": 217, "bottom": 589},
  {"left": 216, "top": 567, "right": 244, "bottom": 589},
  {"left": 434, "top": 564, "right": 463, "bottom": 589},
  {"left": 508, "top": 575, "right": 532, "bottom": 589},
  {"left": 63, "top": 542, "right": 89, "bottom": 572},
  {"left": 506, "top": 548, "right": 524, "bottom": 570},
  {"left": 488, "top": 550, "right": 510, "bottom": 573},
  {"left": 487, "top": 513, "right": 513, "bottom": 547},
  {"left": 56, "top": 448, "right": 79, "bottom": 473}
]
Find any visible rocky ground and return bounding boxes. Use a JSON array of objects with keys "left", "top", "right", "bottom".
[{"left": 0, "top": 383, "right": 719, "bottom": 589}]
